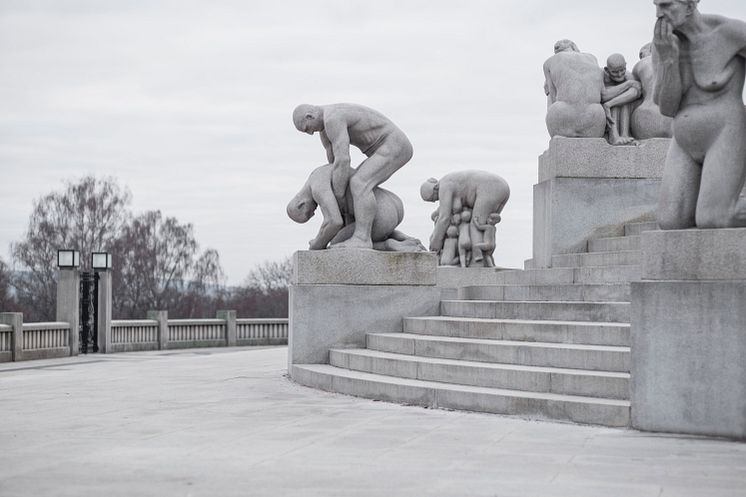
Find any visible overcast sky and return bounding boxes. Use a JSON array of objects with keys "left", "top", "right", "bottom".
[{"left": 2, "top": 0, "right": 745, "bottom": 284}]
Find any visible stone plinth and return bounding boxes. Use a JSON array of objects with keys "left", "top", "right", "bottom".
[
  {"left": 533, "top": 137, "right": 669, "bottom": 268},
  {"left": 289, "top": 250, "right": 440, "bottom": 370},
  {"left": 631, "top": 228, "right": 746, "bottom": 439}
]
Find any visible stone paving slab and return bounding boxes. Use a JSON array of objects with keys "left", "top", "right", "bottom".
[{"left": 0, "top": 346, "right": 744, "bottom": 497}]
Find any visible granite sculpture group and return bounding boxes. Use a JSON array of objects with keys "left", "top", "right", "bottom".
[{"left": 288, "top": 0, "right": 746, "bottom": 258}]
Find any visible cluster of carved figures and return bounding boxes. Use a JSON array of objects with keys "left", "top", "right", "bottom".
[
  {"left": 288, "top": 1, "right": 746, "bottom": 257},
  {"left": 544, "top": 40, "right": 673, "bottom": 145}
]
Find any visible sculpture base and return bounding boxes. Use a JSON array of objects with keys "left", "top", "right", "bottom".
[
  {"left": 533, "top": 137, "right": 669, "bottom": 268},
  {"left": 288, "top": 250, "right": 440, "bottom": 369},
  {"left": 631, "top": 228, "right": 746, "bottom": 440}
]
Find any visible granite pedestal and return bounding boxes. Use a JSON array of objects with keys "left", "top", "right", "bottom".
[
  {"left": 533, "top": 137, "right": 669, "bottom": 268},
  {"left": 288, "top": 250, "right": 440, "bottom": 371},
  {"left": 631, "top": 228, "right": 746, "bottom": 439}
]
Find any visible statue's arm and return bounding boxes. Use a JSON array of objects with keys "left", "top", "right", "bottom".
[
  {"left": 652, "top": 18, "right": 682, "bottom": 117},
  {"left": 320, "top": 132, "right": 334, "bottom": 163},
  {"left": 308, "top": 184, "right": 344, "bottom": 250},
  {"left": 543, "top": 61, "right": 556, "bottom": 106},
  {"left": 430, "top": 192, "right": 453, "bottom": 252},
  {"left": 324, "top": 117, "right": 352, "bottom": 202}
]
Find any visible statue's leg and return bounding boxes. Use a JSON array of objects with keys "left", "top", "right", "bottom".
[
  {"left": 657, "top": 139, "right": 700, "bottom": 230},
  {"left": 328, "top": 224, "right": 355, "bottom": 246},
  {"left": 695, "top": 128, "right": 746, "bottom": 228},
  {"left": 334, "top": 141, "right": 412, "bottom": 249}
]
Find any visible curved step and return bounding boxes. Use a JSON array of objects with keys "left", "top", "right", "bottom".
[
  {"left": 624, "top": 221, "right": 658, "bottom": 236},
  {"left": 441, "top": 300, "right": 630, "bottom": 323},
  {"left": 588, "top": 235, "right": 640, "bottom": 253},
  {"left": 552, "top": 250, "right": 640, "bottom": 268},
  {"left": 492, "top": 265, "right": 641, "bottom": 286},
  {"left": 330, "top": 348, "right": 630, "bottom": 399},
  {"left": 291, "top": 364, "right": 630, "bottom": 427},
  {"left": 367, "top": 333, "right": 630, "bottom": 372},
  {"left": 403, "top": 316, "right": 630, "bottom": 346},
  {"left": 459, "top": 283, "right": 630, "bottom": 302}
]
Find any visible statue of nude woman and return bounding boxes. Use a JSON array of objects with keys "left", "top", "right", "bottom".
[
  {"left": 543, "top": 39, "right": 607, "bottom": 138},
  {"left": 653, "top": 0, "right": 746, "bottom": 228}
]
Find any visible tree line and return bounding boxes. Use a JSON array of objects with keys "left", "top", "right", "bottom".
[{"left": 0, "top": 176, "right": 290, "bottom": 322}]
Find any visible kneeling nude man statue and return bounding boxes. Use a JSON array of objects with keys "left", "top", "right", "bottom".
[
  {"left": 420, "top": 171, "right": 510, "bottom": 262},
  {"left": 292, "top": 103, "right": 413, "bottom": 248},
  {"left": 287, "top": 163, "right": 425, "bottom": 252},
  {"left": 653, "top": 0, "right": 746, "bottom": 228}
]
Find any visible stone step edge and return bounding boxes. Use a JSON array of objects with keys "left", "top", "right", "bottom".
[
  {"left": 291, "top": 364, "right": 630, "bottom": 427},
  {"left": 404, "top": 316, "right": 631, "bottom": 329},
  {"left": 553, "top": 249, "right": 640, "bottom": 259},
  {"left": 368, "top": 332, "right": 631, "bottom": 353},
  {"left": 441, "top": 299, "right": 631, "bottom": 306},
  {"left": 332, "top": 348, "right": 631, "bottom": 379}
]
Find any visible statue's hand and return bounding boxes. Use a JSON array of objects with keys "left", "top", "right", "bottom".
[{"left": 653, "top": 17, "right": 679, "bottom": 62}]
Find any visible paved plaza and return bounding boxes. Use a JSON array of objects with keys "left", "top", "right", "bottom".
[{"left": 1, "top": 346, "right": 744, "bottom": 497}]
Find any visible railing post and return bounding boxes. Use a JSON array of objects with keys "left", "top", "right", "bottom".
[
  {"left": 0, "top": 312, "right": 23, "bottom": 361},
  {"left": 147, "top": 310, "right": 168, "bottom": 350},
  {"left": 217, "top": 310, "right": 236, "bottom": 347},
  {"left": 56, "top": 268, "right": 79, "bottom": 356},
  {"left": 96, "top": 271, "right": 112, "bottom": 353}
]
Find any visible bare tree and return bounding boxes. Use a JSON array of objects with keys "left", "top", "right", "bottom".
[
  {"left": 11, "top": 176, "right": 131, "bottom": 321},
  {"left": 223, "top": 257, "right": 291, "bottom": 318},
  {"left": 111, "top": 211, "right": 225, "bottom": 318},
  {"left": 0, "top": 258, "right": 14, "bottom": 312}
]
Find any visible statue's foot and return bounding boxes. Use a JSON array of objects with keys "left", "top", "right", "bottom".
[
  {"left": 331, "top": 237, "right": 373, "bottom": 250},
  {"left": 609, "top": 136, "right": 637, "bottom": 146}
]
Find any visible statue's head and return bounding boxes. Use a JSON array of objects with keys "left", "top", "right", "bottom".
[
  {"left": 639, "top": 43, "right": 653, "bottom": 59},
  {"left": 446, "top": 225, "right": 458, "bottom": 238},
  {"left": 292, "top": 104, "right": 324, "bottom": 135},
  {"left": 461, "top": 208, "right": 472, "bottom": 223},
  {"left": 654, "top": 0, "right": 699, "bottom": 29},
  {"left": 553, "top": 39, "right": 579, "bottom": 54},
  {"left": 420, "top": 178, "right": 439, "bottom": 202},
  {"left": 487, "top": 212, "right": 502, "bottom": 225},
  {"left": 605, "top": 54, "right": 628, "bottom": 83},
  {"left": 286, "top": 184, "right": 317, "bottom": 223}
]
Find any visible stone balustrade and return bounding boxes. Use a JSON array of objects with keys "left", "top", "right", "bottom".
[{"left": 0, "top": 311, "right": 288, "bottom": 362}]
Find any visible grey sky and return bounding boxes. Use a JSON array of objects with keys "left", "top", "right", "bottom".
[{"left": 2, "top": 0, "right": 745, "bottom": 284}]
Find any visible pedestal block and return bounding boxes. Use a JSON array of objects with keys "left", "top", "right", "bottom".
[
  {"left": 533, "top": 137, "right": 669, "bottom": 267},
  {"left": 631, "top": 228, "right": 746, "bottom": 439},
  {"left": 288, "top": 250, "right": 440, "bottom": 371}
]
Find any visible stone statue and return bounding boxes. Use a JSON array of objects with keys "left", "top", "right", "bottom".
[
  {"left": 652, "top": 0, "right": 746, "bottom": 229},
  {"left": 292, "top": 103, "right": 414, "bottom": 249},
  {"left": 543, "top": 39, "right": 607, "bottom": 138},
  {"left": 630, "top": 43, "right": 674, "bottom": 139},
  {"left": 601, "top": 54, "right": 642, "bottom": 145},
  {"left": 420, "top": 171, "right": 510, "bottom": 266},
  {"left": 472, "top": 213, "right": 502, "bottom": 268},
  {"left": 457, "top": 208, "right": 472, "bottom": 268},
  {"left": 287, "top": 163, "right": 425, "bottom": 252}
]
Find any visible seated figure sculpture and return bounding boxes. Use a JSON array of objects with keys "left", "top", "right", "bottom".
[
  {"left": 601, "top": 54, "right": 642, "bottom": 145},
  {"left": 652, "top": 0, "right": 746, "bottom": 228},
  {"left": 287, "top": 163, "right": 425, "bottom": 252},
  {"left": 543, "top": 39, "right": 607, "bottom": 138},
  {"left": 420, "top": 170, "right": 510, "bottom": 261},
  {"left": 292, "top": 103, "right": 413, "bottom": 249},
  {"left": 630, "top": 43, "right": 674, "bottom": 139}
]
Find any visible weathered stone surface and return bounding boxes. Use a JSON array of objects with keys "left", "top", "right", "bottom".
[
  {"left": 288, "top": 250, "right": 440, "bottom": 368},
  {"left": 631, "top": 280, "right": 746, "bottom": 439},
  {"left": 291, "top": 249, "right": 437, "bottom": 286},
  {"left": 641, "top": 228, "right": 746, "bottom": 280},
  {"left": 538, "top": 137, "right": 669, "bottom": 182},
  {"left": 289, "top": 284, "right": 440, "bottom": 367}
]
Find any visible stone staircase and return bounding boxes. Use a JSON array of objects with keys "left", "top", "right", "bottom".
[{"left": 292, "top": 221, "right": 659, "bottom": 427}]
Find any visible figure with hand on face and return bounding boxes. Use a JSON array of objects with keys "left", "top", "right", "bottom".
[{"left": 652, "top": 0, "right": 746, "bottom": 229}]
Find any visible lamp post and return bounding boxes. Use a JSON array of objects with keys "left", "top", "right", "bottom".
[
  {"left": 56, "top": 249, "right": 80, "bottom": 356},
  {"left": 91, "top": 251, "right": 113, "bottom": 354}
]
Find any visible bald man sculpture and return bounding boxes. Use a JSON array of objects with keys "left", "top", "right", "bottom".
[
  {"left": 292, "top": 103, "right": 413, "bottom": 249},
  {"left": 652, "top": 0, "right": 746, "bottom": 228},
  {"left": 602, "top": 53, "right": 642, "bottom": 145}
]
